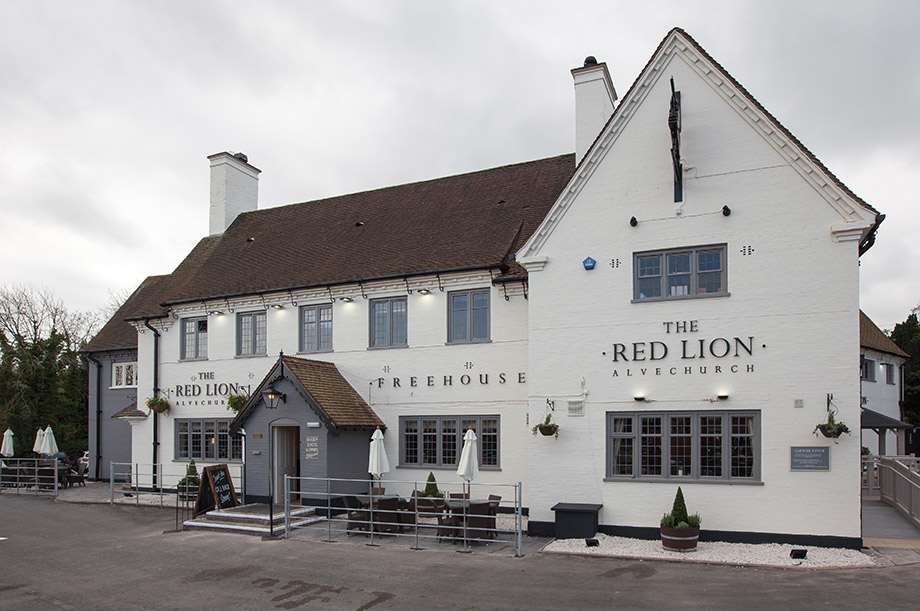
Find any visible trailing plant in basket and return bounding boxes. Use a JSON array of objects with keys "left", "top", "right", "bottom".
[
  {"left": 226, "top": 392, "right": 249, "bottom": 413},
  {"left": 531, "top": 413, "right": 560, "bottom": 438},
  {"left": 814, "top": 410, "right": 850, "bottom": 441},
  {"left": 145, "top": 395, "right": 170, "bottom": 415}
]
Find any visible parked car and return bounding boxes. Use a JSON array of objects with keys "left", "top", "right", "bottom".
[
  {"left": 80, "top": 451, "right": 89, "bottom": 472},
  {"left": 38, "top": 452, "right": 70, "bottom": 467}
]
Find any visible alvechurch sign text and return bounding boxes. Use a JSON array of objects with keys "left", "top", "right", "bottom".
[{"left": 610, "top": 320, "right": 757, "bottom": 378}]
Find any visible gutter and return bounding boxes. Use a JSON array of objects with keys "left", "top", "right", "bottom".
[
  {"left": 143, "top": 318, "right": 161, "bottom": 487},
  {"left": 859, "top": 213, "right": 885, "bottom": 257},
  {"left": 86, "top": 354, "right": 103, "bottom": 480}
]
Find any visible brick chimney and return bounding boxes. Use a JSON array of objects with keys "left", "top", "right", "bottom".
[
  {"left": 572, "top": 57, "right": 617, "bottom": 165},
  {"left": 208, "top": 151, "right": 261, "bottom": 235}
]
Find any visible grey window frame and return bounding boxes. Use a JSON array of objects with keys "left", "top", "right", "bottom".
[
  {"left": 299, "top": 303, "right": 333, "bottom": 353},
  {"left": 447, "top": 288, "right": 491, "bottom": 344},
  {"left": 111, "top": 361, "right": 138, "bottom": 388},
  {"left": 174, "top": 418, "right": 243, "bottom": 462},
  {"left": 885, "top": 363, "right": 896, "bottom": 385},
  {"left": 399, "top": 415, "right": 500, "bottom": 470},
  {"left": 369, "top": 297, "right": 408, "bottom": 349},
  {"left": 180, "top": 317, "right": 208, "bottom": 361},
  {"left": 236, "top": 310, "right": 267, "bottom": 357},
  {"left": 633, "top": 244, "right": 728, "bottom": 302},
  {"left": 862, "top": 357, "right": 876, "bottom": 382},
  {"left": 605, "top": 410, "right": 760, "bottom": 483}
]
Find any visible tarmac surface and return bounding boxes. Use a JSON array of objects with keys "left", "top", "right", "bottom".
[{"left": 2, "top": 487, "right": 920, "bottom": 610}]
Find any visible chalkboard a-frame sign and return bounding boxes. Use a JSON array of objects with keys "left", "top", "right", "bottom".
[{"left": 192, "top": 464, "right": 240, "bottom": 517}]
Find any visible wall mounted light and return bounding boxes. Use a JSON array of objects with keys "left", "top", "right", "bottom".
[
  {"left": 722, "top": 205, "right": 732, "bottom": 217},
  {"left": 340, "top": 296, "right": 354, "bottom": 303},
  {"left": 417, "top": 288, "right": 431, "bottom": 295},
  {"left": 262, "top": 385, "right": 286, "bottom": 409},
  {"left": 208, "top": 310, "right": 224, "bottom": 316},
  {"left": 271, "top": 304, "right": 285, "bottom": 310},
  {"left": 634, "top": 394, "right": 648, "bottom": 402},
  {"left": 717, "top": 393, "right": 729, "bottom": 401},
  {"left": 629, "top": 216, "right": 638, "bottom": 227}
]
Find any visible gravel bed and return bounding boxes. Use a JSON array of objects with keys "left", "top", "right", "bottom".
[{"left": 543, "top": 533, "right": 880, "bottom": 568}]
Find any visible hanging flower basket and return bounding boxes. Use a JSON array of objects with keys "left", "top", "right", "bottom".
[
  {"left": 146, "top": 396, "right": 170, "bottom": 415},
  {"left": 531, "top": 414, "right": 559, "bottom": 438},
  {"left": 814, "top": 410, "right": 849, "bottom": 441}
]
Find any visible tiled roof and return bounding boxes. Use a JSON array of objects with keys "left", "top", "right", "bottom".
[
  {"left": 111, "top": 403, "right": 146, "bottom": 419},
  {"left": 230, "top": 356, "right": 383, "bottom": 433},
  {"left": 282, "top": 356, "right": 384, "bottom": 429},
  {"left": 861, "top": 408, "right": 910, "bottom": 430},
  {"left": 861, "top": 311, "right": 909, "bottom": 358},
  {"left": 124, "top": 155, "right": 574, "bottom": 312},
  {"left": 84, "top": 276, "right": 167, "bottom": 353}
]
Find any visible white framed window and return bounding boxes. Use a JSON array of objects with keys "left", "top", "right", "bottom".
[
  {"left": 299, "top": 304, "right": 332, "bottom": 353},
  {"left": 175, "top": 419, "right": 242, "bottom": 461},
  {"left": 606, "top": 410, "right": 760, "bottom": 482},
  {"left": 236, "top": 311, "right": 267, "bottom": 357},
  {"left": 884, "top": 363, "right": 896, "bottom": 385},
  {"left": 111, "top": 362, "right": 138, "bottom": 388},
  {"left": 448, "top": 289, "right": 490, "bottom": 343},
  {"left": 400, "top": 415, "right": 499, "bottom": 469},
  {"left": 634, "top": 244, "right": 727, "bottom": 302},
  {"left": 370, "top": 297, "right": 407, "bottom": 348},
  {"left": 861, "top": 357, "right": 876, "bottom": 382},
  {"left": 180, "top": 317, "right": 208, "bottom": 360}
]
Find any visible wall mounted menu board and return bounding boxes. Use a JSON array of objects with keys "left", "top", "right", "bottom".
[
  {"left": 790, "top": 446, "right": 830, "bottom": 471},
  {"left": 193, "top": 464, "right": 239, "bottom": 517}
]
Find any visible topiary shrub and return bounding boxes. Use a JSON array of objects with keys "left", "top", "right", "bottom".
[
  {"left": 177, "top": 459, "right": 200, "bottom": 487},
  {"left": 670, "top": 486, "right": 689, "bottom": 524},
  {"left": 422, "top": 472, "right": 444, "bottom": 498}
]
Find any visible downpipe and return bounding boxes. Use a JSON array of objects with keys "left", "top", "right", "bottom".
[
  {"left": 86, "top": 354, "right": 103, "bottom": 481},
  {"left": 144, "top": 319, "right": 160, "bottom": 488}
]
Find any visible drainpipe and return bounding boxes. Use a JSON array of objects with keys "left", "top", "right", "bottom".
[
  {"left": 86, "top": 354, "right": 103, "bottom": 480},
  {"left": 144, "top": 319, "right": 160, "bottom": 487}
]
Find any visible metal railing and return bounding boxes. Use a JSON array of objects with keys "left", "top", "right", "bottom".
[
  {"left": 109, "top": 462, "right": 245, "bottom": 508},
  {"left": 877, "top": 456, "right": 920, "bottom": 530},
  {"left": 282, "top": 476, "right": 524, "bottom": 556},
  {"left": 0, "top": 458, "right": 61, "bottom": 496}
]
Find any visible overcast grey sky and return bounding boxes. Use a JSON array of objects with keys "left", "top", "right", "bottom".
[{"left": 1, "top": 0, "right": 917, "bottom": 331}]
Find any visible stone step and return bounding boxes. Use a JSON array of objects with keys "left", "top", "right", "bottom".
[
  {"left": 203, "top": 506, "right": 314, "bottom": 526},
  {"left": 183, "top": 516, "right": 323, "bottom": 536}
]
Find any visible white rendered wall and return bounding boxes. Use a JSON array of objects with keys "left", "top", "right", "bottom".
[
  {"left": 860, "top": 348, "right": 906, "bottom": 455},
  {"left": 131, "top": 272, "right": 531, "bottom": 494},
  {"left": 525, "top": 52, "right": 868, "bottom": 540}
]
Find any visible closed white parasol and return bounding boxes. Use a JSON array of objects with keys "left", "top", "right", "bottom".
[
  {"left": 456, "top": 427, "right": 479, "bottom": 497},
  {"left": 32, "top": 428, "right": 45, "bottom": 454},
  {"left": 39, "top": 426, "right": 58, "bottom": 456},
  {"left": 368, "top": 427, "right": 389, "bottom": 495},
  {"left": 1, "top": 428, "right": 13, "bottom": 457}
]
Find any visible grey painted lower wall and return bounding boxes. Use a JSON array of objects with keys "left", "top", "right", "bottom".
[{"left": 87, "top": 351, "right": 137, "bottom": 481}]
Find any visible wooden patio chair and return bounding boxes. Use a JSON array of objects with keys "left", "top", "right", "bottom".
[
  {"left": 68, "top": 462, "right": 87, "bottom": 487},
  {"left": 344, "top": 496, "right": 369, "bottom": 534}
]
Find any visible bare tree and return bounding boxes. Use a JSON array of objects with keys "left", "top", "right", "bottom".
[
  {"left": 100, "top": 286, "right": 133, "bottom": 321},
  {"left": 0, "top": 284, "right": 100, "bottom": 351}
]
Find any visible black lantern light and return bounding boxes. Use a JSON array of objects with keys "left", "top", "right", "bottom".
[{"left": 262, "top": 385, "right": 285, "bottom": 409}]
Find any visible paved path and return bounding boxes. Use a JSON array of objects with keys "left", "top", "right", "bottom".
[
  {"left": 2, "top": 494, "right": 918, "bottom": 610},
  {"left": 862, "top": 496, "right": 920, "bottom": 565}
]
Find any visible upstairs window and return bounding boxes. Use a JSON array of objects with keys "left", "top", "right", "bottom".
[
  {"left": 861, "top": 357, "right": 876, "bottom": 382},
  {"left": 181, "top": 317, "right": 208, "bottom": 360},
  {"left": 370, "top": 297, "right": 407, "bottom": 348},
  {"left": 237, "top": 311, "right": 267, "bottom": 357},
  {"left": 448, "top": 289, "right": 490, "bottom": 343},
  {"left": 885, "top": 363, "right": 896, "bottom": 385},
  {"left": 112, "top": 362, "right": 138, "bottom": 388},
  {"left": 300, "top": 304, "right": 333, "bottom": 353},
  {"left": 634, "top": 245, "right": 727, "bottom": 302}
]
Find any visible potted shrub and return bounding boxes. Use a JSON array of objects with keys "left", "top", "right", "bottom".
[
  {"left": 145, "top": 395, "right": 170, "bottom": 415},
  {"left": 421, "top": 472, "right": 444, "bottom": 498},
  {"left": 814, "top": 410, "right": 850, "bottom": 442},
  {"left": 177, "top": 460, "right": 200, "bottom": 500},
  {"left": 226, "top": 392, "right": 249, "bottom": 413},
  {"left": 660, "top": 487, "right": 701, "bottom": 551},
  {"left": 531, "top": 413, "right": 560, "bottom": 438}
]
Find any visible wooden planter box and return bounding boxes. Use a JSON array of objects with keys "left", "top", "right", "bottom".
[{"left": 660, "top": 525, "right": 700, "bottom": 551}]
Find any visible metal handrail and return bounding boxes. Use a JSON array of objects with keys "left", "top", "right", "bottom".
[
  {"left": 280, "top": 475, "right": 524, "bottom": 556},
  {"left": 0, "top": 457, "right": 61, "bottom": 496},
  {"left": 877, "top": 456, "right": 920, "bottom": 530},
  {"left": 109, "top": 461, "right": 245, "bottom": 507}
]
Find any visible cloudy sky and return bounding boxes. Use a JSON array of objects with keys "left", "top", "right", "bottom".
[{"left": 1, "top": 0, "right": 917, "bottom": 331}]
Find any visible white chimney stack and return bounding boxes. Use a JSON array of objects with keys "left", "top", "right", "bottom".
[
  {"left": 208, "top": 151, "right": 261, "bottom": 235},
  {"left": 572, "top": 57, "right": 617, "bottom": 165}
]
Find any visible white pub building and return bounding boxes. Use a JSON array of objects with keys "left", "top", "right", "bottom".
[{"left": 89, "top": 29, "right": 882, "bottom": 548}]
